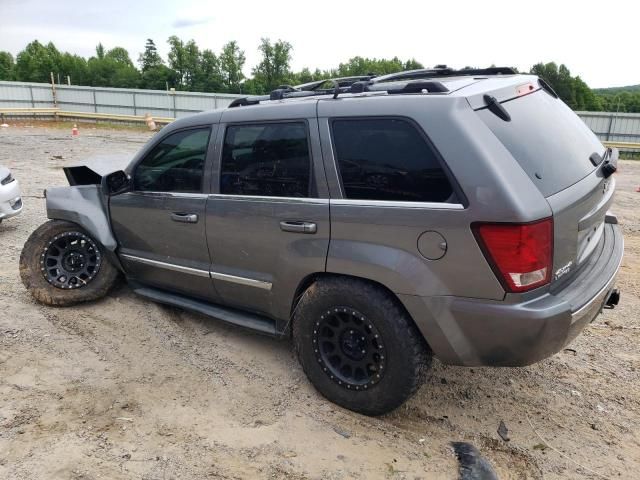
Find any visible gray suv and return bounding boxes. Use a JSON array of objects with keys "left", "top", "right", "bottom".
[{"left": 20, "top": 67, "right": 623, "bottom": 415}]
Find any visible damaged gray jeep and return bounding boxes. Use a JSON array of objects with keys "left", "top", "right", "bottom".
[{"left": 20, "top": 67, "right": 623, "bottom": 415}]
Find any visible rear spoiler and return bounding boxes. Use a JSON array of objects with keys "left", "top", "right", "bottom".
[{"left": 467, "top": 76, "right": 543, "bottom": 111}]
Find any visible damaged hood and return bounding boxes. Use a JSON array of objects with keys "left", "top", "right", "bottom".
[{"left": 63, "top": 154, "right": 133, "bottom": 186}]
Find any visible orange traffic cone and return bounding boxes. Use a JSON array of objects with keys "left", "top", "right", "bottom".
[
  {"left": 635, "top": 186, "right": 640, "bottom": 193},
  {"left": 71, "top": 124, "right": 79, "bottom": 136}
]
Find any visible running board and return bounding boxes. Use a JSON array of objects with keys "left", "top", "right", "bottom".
[{"left": 131, "top": 284, "right": 277, "bottom": 336}]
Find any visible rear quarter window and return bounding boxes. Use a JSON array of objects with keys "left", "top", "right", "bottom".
[
  {"left": 331, "top": 118, "right": 455, "bottom": 203},
  {"left": 477, "top": 91, "right": 603, "bottom": 197}
]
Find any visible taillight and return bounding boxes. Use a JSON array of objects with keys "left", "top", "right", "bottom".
[{"left": 473, "top": 218, "right": 553, "bottom": 293}]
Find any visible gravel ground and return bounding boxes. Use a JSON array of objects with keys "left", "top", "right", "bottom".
[{"left": 0, "top": 123, "right": 639, "bottom": 480}]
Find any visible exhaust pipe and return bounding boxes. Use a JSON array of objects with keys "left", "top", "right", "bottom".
[{"left": 604, "top": 289, "right": 620, "bottom": 309}]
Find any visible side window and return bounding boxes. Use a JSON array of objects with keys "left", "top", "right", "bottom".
[
  {"left": 221, "top": 122, "right": 311, "bottom": 197},
  {"left": 331, "top": 118, "right": 454, "bottom": 202},
  {"left": 134, "top": 128, "right": 210, "bottom": 193}
]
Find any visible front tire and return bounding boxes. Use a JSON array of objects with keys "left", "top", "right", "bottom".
[
  {"left": 20, "top": 220, "right": 119, "bottom": 306},
  {"left": 293, "top": 277, "right": 431, "bottom": 416}
]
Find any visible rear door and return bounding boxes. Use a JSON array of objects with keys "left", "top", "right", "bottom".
[
  {"left": 205, "top": 102, "right": 330, "bottom": 321},
  {"left": 475, "top": 87, "right": 613, "bottom": 288},
  {"left": 111, "top": 126, "right": 219, "bottom": 301}
]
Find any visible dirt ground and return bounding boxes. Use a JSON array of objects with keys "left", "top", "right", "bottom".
[{"left": 0, "top": 123, "right": 639, "bottom": 480}]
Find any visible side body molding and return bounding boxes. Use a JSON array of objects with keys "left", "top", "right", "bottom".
[{"left": 46, "top": 185, "right": 122, "bottom": 268}]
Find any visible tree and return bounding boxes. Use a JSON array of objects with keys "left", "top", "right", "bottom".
[
  {"left": 530, "top": 62, "right": 601, "bottom": 110},
  {"left": 195, "top": 49, "right": 223, "bottom": 92},
  {"left": 15, "top": 40, "right": 60, "bottom": 82},
  {"left": 334, "top": 56, "right": 422, "bottom": 77},
  {"left": 167, "top": 36, "right": 186, "bottom": 86},
  {"left": 0, "top": 51, "right": 15, "bottom": 80},
  {"left": 87, "top": 44, "right": 140, "bottom": 88},
  {"left": 219, "top": 41, "right": 245, "bottom": 93},
  {"left": 105, "top": 47, "right": 134, "bottom": 67},
  {"left": 182, "top": 40, "right": 201, "bottom": 89},
  {"left": 138, "top": 39, "right": 163, "bottom": 72},
  {"left": 403, "top": 58, "right": 424, "bottom": 71},
  {"left": 140, "top": 64, "right": 177, "bottom": 90},
  {"left": 293, "top": 67, "right": 321, "bottom": 84},
  {"left": 252, "top": 38, "right": 293, "bottom": 93},
  {"left": 57, "top": 52, "right": 88, "bottom": 85}
]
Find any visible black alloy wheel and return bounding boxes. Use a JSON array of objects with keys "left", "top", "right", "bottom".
[
  {"left": 40, "top": 231, "right": 102, "bottom": 289},
  {"left": 313, "top": 306, "right": 387, "bottom": 390}
]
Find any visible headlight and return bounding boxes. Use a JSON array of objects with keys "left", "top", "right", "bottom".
[{"left": 1, "top": 173, "right": 14, "bottom": 185}]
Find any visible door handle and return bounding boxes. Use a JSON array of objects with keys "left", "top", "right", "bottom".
[
  {"left": 279, "top": 221, "right": 317, "bottom": 234},
  {"left": 170, "top": 212, "right": 199, "bottom": 224}
]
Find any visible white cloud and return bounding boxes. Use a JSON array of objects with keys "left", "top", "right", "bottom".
[{"left": 171, "top": 17, "right": 213, "bottom": 29}]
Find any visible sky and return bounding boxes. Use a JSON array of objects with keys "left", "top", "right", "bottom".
[{"left": 0, "top": 0, "right": 638, "bottom": 88}]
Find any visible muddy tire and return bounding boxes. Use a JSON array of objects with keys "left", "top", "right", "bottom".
[
  {"left": 20, "top": 220, "right": 119, "bottom": 307},
  {"left": 293, "top": 277, "right": 431, "bottom": 416}
]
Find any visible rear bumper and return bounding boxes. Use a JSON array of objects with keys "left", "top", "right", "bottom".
[{"left": 400, "top": 222, "right": 623, "bottom": 366}]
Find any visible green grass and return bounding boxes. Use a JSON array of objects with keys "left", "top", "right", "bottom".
[{"left": 620, "top": 151, "right": 640, "bottom": 160}]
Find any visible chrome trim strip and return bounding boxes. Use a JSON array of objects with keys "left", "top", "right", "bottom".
[
  {"left": 128, "top": 191, "right": 209, "bottom": 199},
  {"left": 209, "top": 271, "right": 273, "bottom": 291},
  {"left": 121, "top": 254, "right": 274, "bottom": 290},
  {"left": 208, "top": 194, "right": 328, "bottom": 205},
  {"left": 330, "top": 199, "right": 464, "bottom": 209},
  {"left": 120, "top": 254, "right": 210, "bottom": 278}
]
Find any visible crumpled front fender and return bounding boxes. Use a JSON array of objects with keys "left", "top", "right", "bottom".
[{"left": 46, "top": 185, "right": 118, "bottom": 254}]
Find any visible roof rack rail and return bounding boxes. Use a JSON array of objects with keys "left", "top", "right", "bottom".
[
  {"left": 229, "top": 76, "right": 374, "bottom": 108},
  {"left": 381, "top": 81, "right": 449, "bottom": 94},
  {"left": 227, "top": 65, "right": 515, "bottom": 108},
  {"left": 295, "top": 75, "right": 375, "bottom": 92},
  {"left": 228, "top": 79, "right": 449, "bottom": 108},
  {"left": 228, "top": 97, "right": 262, "bottom": 108},
  {"left": 371, "top": 66, "right": 517, "bottom": 84}
]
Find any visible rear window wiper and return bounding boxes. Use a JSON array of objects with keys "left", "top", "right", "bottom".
[{"left": 483, "top": 95, "right": 511, "bottom": 122}]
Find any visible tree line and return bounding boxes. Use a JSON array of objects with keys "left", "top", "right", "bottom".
[
  {"left": 529, "top": 62, "right": 640, "bottom": 112},
  {"left": 0, "top": 38, "right": 422, "bottom": 96},
  {"left": 0, "top": 38, "right": 638, "bottom": 112}
]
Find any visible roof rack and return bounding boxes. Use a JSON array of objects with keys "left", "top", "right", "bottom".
[
  {"left": 371, "top": 66, "right": 517, "bottom": 84},
  {"left": 227, "top": 66, "right": 518, "bottom": 108},
  {"left": 296, "top": 75, "right": 375, "bottom": 91},
  {"left": 228, "top": 76, "right": 372, "bottom": 108}
]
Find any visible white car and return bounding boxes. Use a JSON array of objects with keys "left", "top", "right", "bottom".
[{"left": 0, "top": 166, "right": 22, "bottom": 223}]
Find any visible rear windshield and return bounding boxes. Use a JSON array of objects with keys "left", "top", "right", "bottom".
[{"left": 477, "top": 91, "right": 604, "bottom": 197}]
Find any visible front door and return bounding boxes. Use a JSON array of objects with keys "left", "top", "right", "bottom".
[
  {"left": 110, "top": 125, "right": 219, "bottom": 301},
  {"left": 206, "top": 106, "right": 330, "bottom": 321}
]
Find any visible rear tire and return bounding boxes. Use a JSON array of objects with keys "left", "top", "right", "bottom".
[
  {"left": 20, "top": 220, "right": 119, "bottom": 306},
  {"left": 293, "top": 277, "right": 431, "bottom": 416}
]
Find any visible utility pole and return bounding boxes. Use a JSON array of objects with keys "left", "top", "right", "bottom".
[{"left": 50, "top": 72, "right": 58, "bottom": 121}]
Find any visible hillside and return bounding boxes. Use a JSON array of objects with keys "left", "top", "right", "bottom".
[{"left": 594, "top": 84, "right": 640, "bottom": 94}]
